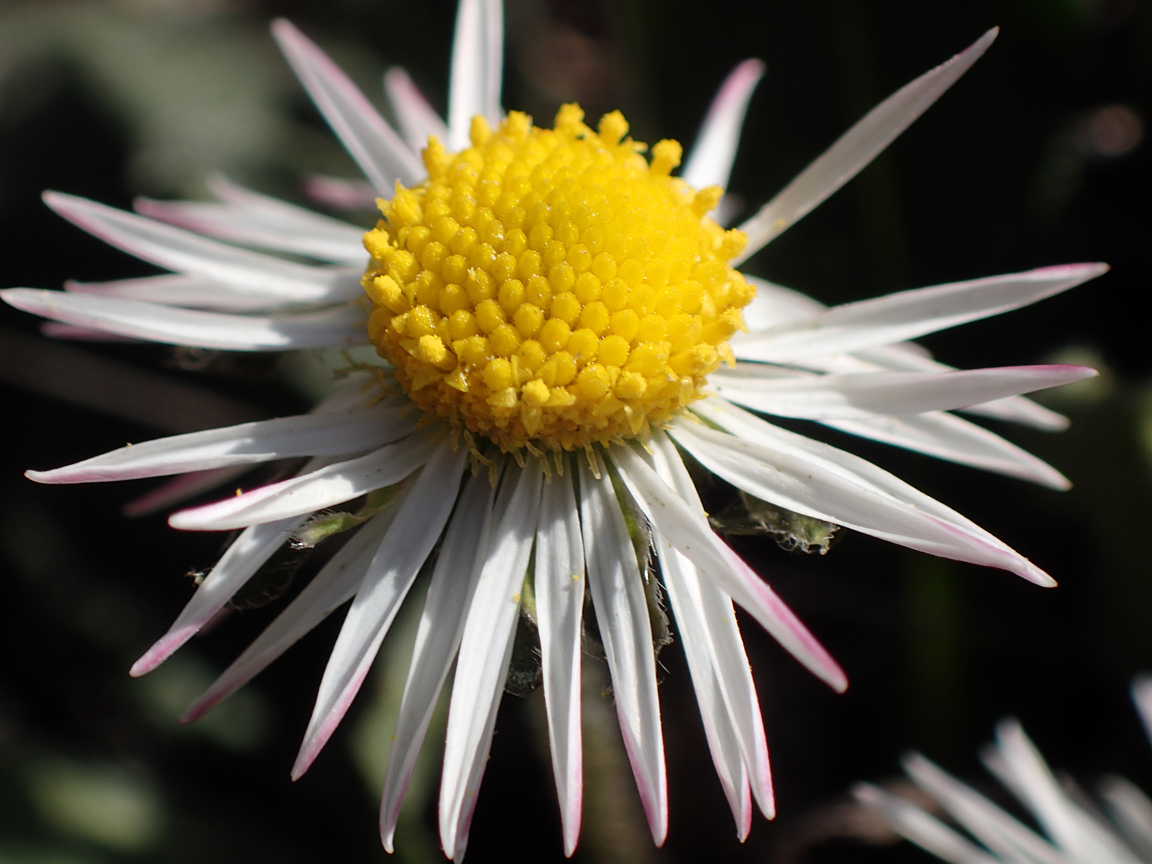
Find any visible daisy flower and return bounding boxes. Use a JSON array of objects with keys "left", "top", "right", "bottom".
[
  {"left": 854, "top": 676, "right": 1152, "bottom": 864},
  {"left": 2, "top": 0, "right": 1105, "bottom": 857}
]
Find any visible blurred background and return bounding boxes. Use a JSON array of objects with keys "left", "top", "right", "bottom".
[{"left": 1, "top": 0, "right": 1149, "bottom": 861}]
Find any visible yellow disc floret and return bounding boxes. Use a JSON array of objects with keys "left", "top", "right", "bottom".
[{"left": 361, "top": 105, "right": 754, "bottom": 452}]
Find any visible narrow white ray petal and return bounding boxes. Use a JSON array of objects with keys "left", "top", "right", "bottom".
[
  {"left": 735, "top": 29, "right": 998, "bottom": 262},
  {"left": 448, "top": 0, "right": 504, "bottom": 150},
  {"left": 682, "top": 60, "right": 765, "bottom": 191},
  {"left": 292, "top": 438, "right": 468, "bottom": 778},
  {"left": 169, "top": 429, "right": 441, "bottom": 531},
  {"left": 610, "top": 439, "right": 845, "bottom": 691},
  {"left": 534, "top": 469, "right": 586, "bottom": 855},
  {"left": 1133, "top": 675, "right": 1152, "bottom": 748},
  {"left": 27, "top": 403, "right": 413, "bottom": 483},
  {"left": 1099, "top": 776, "right": 1152, "bottom": 861},
  {"left": 304, "top": 174, "right": 378, "bottom": 210},
  {"left": 135, "top": 195, "right": 365, "bottom": 265},
  {"left": 384, "top": 67, "right": 450, "bottom": 153},
  {"left": 578, "top": 453, "right": 668, "bottom": 846},
  {"left": 685, "top": 397, "right": 1055, "bottom": 585},
  {"left": 903, "top": 752, "right": 1068, "bottom": 864},
  {"left": 440, "top": 460, "right": 543, "bottom": 860},
  {"left": 272, "top": 20, "right": 424, "bottom": 192},
  {"left": 737, "top": 276, "right": 1071, "bottom": 432},
  {"left": 709, "top": 365, "right": 1094, "bottom": 421},
  {"left": 965, "top": 396, "right": 1070, "bottom": 432},
  {"left": 44, "top": 192, "right": 362, "bottom": 301},
  {"left": 65, "top": 274, "right": 318, "bottom": 313},
  {"left": 182, "top": 500, "right": 403, "bottom": 722},
  {"left": 825, "top": 411, "right": 1071, "bottom": 490},
  {"left": 645, "top": 434, "right": 774, "bottom": 819},
  {"left": 846, "top": 347, "right": 1073, "bottom": 432},
  {"left": 379, "top": 473, "right": 496, "bottom": 853},
  {"left": 130, "top": 516, "right": 302, "bottom": 676},
  {"left": 989, "top": 721, "right": 1142, "bottom": 863},
  {"left": 1, "top": 290, "right": 364, "bottom": 351},
  {"left": 853, "top": 783, "right": 1003, "bottom": 864},
  {"left": 658, "top": 545, "right": 755, "bottom": 835},
  {"left": 735, "top": 264, "right": 1108, "bottom": 362}
]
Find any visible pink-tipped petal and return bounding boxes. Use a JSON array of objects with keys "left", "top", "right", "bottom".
[
  {"left": 683, "top": 59, "right": 765, "bottom": 192},
  {"left": 709, "top": 365, "right": 1096, "bottom": 421},
  {"left": 271, "top": 20, "right": 424, "bottom": 192},
  {"left": 303, "top": 174, "right": 377, "bottom": 210},
  {"left": 168, "top": 430, "right": 439, "bottom": 531},
  {"left": 534, "top": 469, "right": 587, "bottom": 855},
  {"left": 292, "top": 439, "right": 468, "bottom": 778},
  {"left": 182, "top": 502, "right": 402, "bottom": 722},
  {"left": 378, "top": 473, "right": 495, "bottom": 852},
  {"left": 735, "top": 264, "right": 1108, "bottom": 362},
  {"left": 684, "top": 399, "right": 1056, "bottom": 586},
  {"left": 1, "top": 289, "right": 364, "bottom": 351},
  {"left": 736, "top": 28, "right": 999, "bottom": 261},
  {"left": 130, "top": 516, "right": 301, "bottom": 676},
  {"left": 611, "top": 439, "right": 846, "bottom": 693},
  {"left": 439, "top": 460, "right": 543, "bottom": 860},
  {"left": 28, "top": 403, "right": 410, "bottom": 484},
  {"left": 578, "top": 454, "right": 668, "bottom": 846},
  {"left": 383, "top": 67, "right": 449, "bottom": 153},
  {"left": 44, "top": 192, "right": 360, "bottom": 301}
]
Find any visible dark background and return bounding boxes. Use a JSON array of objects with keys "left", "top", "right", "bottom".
[{"left": 1, "top": 0, "right": 1149, "bottom": 862}]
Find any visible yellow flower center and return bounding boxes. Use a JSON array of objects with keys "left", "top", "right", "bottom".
[{"left": 361, "top": 104, "right": 753, "bottom": 453}]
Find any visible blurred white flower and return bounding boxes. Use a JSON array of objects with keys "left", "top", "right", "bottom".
[
  {"left": 856, "top": 676, "right": 1152, "bottom": 864},
  {"left": 2, "top": 0, "right": 1105, "bottom": 857}
]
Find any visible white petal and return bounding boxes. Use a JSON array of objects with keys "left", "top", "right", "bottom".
[
  {"left": 44, "top": 192, "right": 362, "bottom": 301},
  {"left": 853, "top": 783, "right": 1003, "bottom": 864},
  {"left": 168, "top": 429, "right": 442, "bottom": 531},
  {"left": 644, "top": 434, "right": 775, "bottom": 820},
  {"left": 1133, "top": 675, "right": 1152, "bottom": 748},
  {"left": 658, "top": 545, "right": 756, "bottom": 835},
  {"left": 271, "top": 20, "right": 425, "bottom": 192},
  {"left": 903, "top": 751, "right": 1067, "bottom": 864},
  {"left": 440, "top": 459, "right": 542, "bottom": 861},
  {"left": 988, "top": 720, "right": 1142, "bottom": 863},
  {"left": 379, "top": 473, "right": 496, "bottom": 852},
  {"left": 824, "top": 411, "right": 1072, "bottom": 490},
  {"left": 292, "top": 438, "right": 468, "bottom": 777},
  {"left": 304, "top": 174, "right": 378, "bottom": 210},
  {"left": 27, "top": 402, "right": 413, "bottom": 483},
  {"left": 682, "top": 59, "right": 765, "bottom": 192},
  {"left": 708, "top": 365, "right": 1094, "bottom": 421},
  {"left": 845, "top": 346, "right": 1073, "bottom": 432},
  {"left": 679, "top": 399, "right": 1054, "bottom": 585},
  {"left": 534, "top": 469, "right": 586, "bottom": 855},
  {"left": 384, "top": 67, "right": 450, "bottom": 153},
  {"left": 736, "top": 29, "right": 998, "bottom": 262},
  {"left": 66, "top": 274, "right": 310, "bottom": 313},
  {"left": 734, "top": 264, "right": 1108, "bottom": 362},
  {"left": 1, "top": 289, "right": 364, "bottom": 351},
  {"left": 578, "top": 453, "right": 668, "bottom": 846},
  {"left": 1099, "top": 776, "right": 1152, "bottom": 861},
  {"left": 447, "top": 0, "right": 504, "bottom": 150},
  {"left": 130, "top": 516, "right": 303, "bottom": 676},
  {"left": 135, "top": 192, "right": 365, "bottom": 265},
  {"left": 610, "top": 438, "right": 845, "bottom": 691},
  {"left": 182, "top": 501, "right": 403, "bottom": 722}
]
